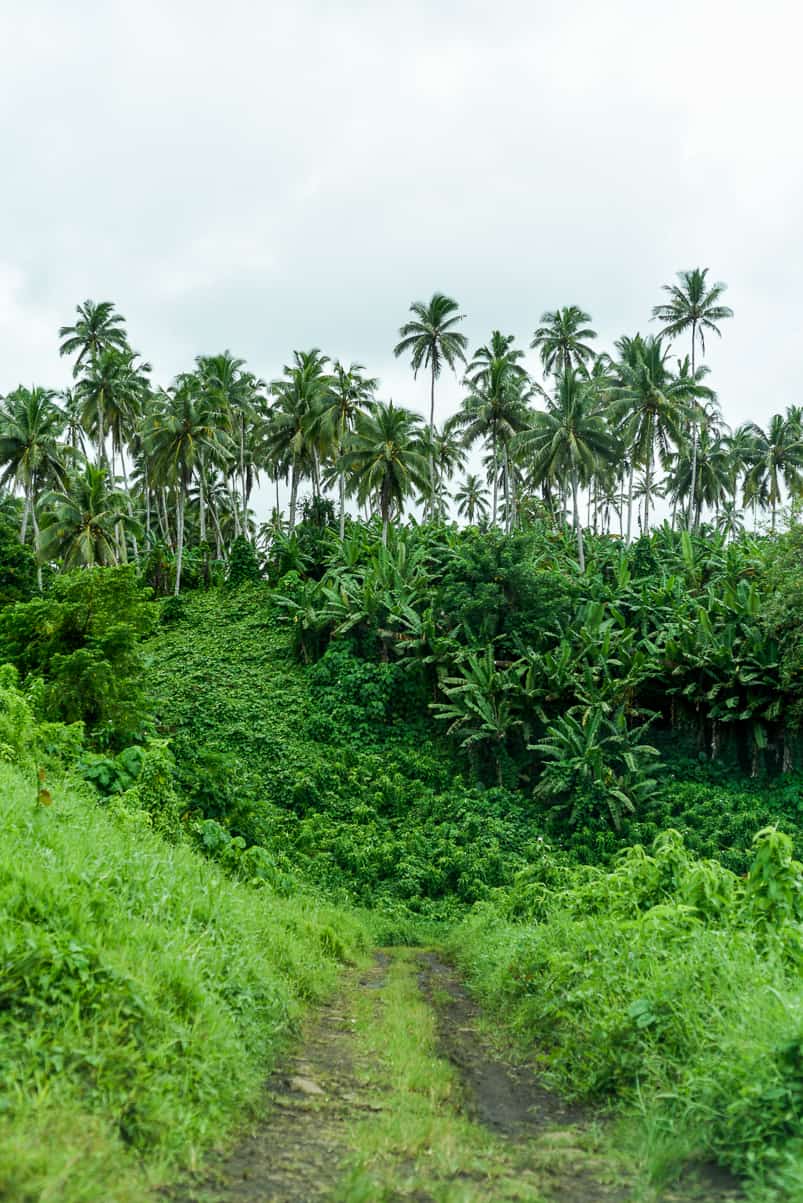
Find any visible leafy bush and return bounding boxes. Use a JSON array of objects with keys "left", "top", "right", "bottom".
[
  {"left": 0, "top": 567, "right": 155, "bottom": 747},
  {"left": 226, "top": 535, "right": 262, "bottom": 587}
]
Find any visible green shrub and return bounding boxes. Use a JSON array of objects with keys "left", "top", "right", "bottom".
[{"left": 0, "top": 567, "right": 155, "bottom": 747}]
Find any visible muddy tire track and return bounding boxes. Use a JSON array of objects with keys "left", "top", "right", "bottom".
[
  {"left": 165, "top": 954, "right": 390, "bottom": 1203},
  {"left": 417, "top": 950, "right": 744, "bottom": 1203}
]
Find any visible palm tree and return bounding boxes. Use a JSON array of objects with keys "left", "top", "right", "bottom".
[
  {"left": 316, "top": 361, "right": 377, "bottom": 538},
  {"left": 0, "top": 386, "right": 67, "bottom": 583},
  {"left": 613, "top": 335, "right": 708, "bottom": 537},
  {"left": 75, "top": 348, "right": 150, "bottom": 478},
  {"left": 339, "top": 401, "right": 428, "bottom": 544},
  {"left": 531, "top": 306, "right": 597, "bottom": 379},
  {"left": 58, "top": 299, "right": 129, "bottom": 376},
  {"left": 195, "top": 352, "right": 266, "bottom": 535},
  {"left": 516, "top": 368, "right": 619, "bottom": 570},
  {"left": 143, "top": 382, "right": 224, "bottom": 593},
  {"left": 743, "top": 413, "right": 803, "bottom": 531},
  {"left": 39, "top": 465, "right": 139, "bottom": 568},
  {"left": 393, "top": 293, "right": 468, "bottom": 512},
  {"left": 652, "top": 269, "right": 734, "bottom": 526},
  {"left": 268, "top": 350, "right": 332, "bottom": 533},
  {"left": 722, "top": 423, "right": 758, "bottom": 518},
  {"left": 668, "top": 429, "right": 732, "bottom": 527},
  {"left": 717, "top": 501, "right": 744, "bottom": 542},
  {"left": 418, "top": 424, "right": 467, "bottom": 519},
  {"left": 448, "top": 332, "right": 532, "bottom": 528},
  {"left": 454, "top": 473, "right": 489, "bottom": 525}
]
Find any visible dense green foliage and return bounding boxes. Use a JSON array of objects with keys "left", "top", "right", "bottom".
[
  {"left": 0, "top": 567, "right": 154, "bottom": 747},
  {"left": 144, "top": 586, "right": 538, "bottom": 921}
]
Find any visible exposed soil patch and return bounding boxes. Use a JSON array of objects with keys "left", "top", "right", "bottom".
[
  {"left": 165, "top": 954, "right": 389, "bottom": 1203},
  {"left": 417, "top": 951, "right": 744, "bottom": 1203},
  {"left": 417, "top": 949, "right": 581, "bottom": 1137}
]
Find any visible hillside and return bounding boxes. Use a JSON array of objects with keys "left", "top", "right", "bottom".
[{"left": 144, "top": 586, "right": 541, "bottom": 924}]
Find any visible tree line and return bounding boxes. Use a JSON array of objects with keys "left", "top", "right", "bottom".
[{"left": 1, "top": 268, "right": 800, "bottom": 592}]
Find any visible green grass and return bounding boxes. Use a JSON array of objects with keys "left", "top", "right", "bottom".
[
  {"left": 446, "top": 835, "right": 803, "bottom": 1199},
  {"left": 0, "top": 762, "right": 371, "bottom": 1202}
]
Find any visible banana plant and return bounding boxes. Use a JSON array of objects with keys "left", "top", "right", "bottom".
[
  {"left": 531, "top": 704, "right": 660, "bottom": 831},
  {"left": 430, "top": 647, "right": 524, "bottom": 784}
]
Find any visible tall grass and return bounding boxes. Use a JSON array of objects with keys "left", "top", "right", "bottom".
[
  {"left": 448, "top": 832, "right": 803, "bottom": 1197},
  {"left": 0, "top": 764, "right": 370, "bottom": 1202}
]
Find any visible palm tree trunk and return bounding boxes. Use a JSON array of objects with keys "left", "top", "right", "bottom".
[
  {"left": 199, "top": 457, "right": 207, "bottom": 544},
  {"left": 643, "top": 420, "right": 653, "bottom": 533},
  {"left": 571, "top": 465, "right": 585, "bottom": 572},
  {"left": 226, "top": 478, "right": 242, "bottom": 537},
  {"left": 428, "top": 362, "right": 436, "bottom": 520},
  {"left": 144, "top": 463, "right": 151, "bottom": 540},
  {"left": 30, "top": 500, "right": 42, "bottom": 591},
  {"left": 239, "top": 416, "right": 247, "bottom": 532},
  {"left": 626, "top": 463, "right": 634, "bottom": 545},
  {"left": 503, "top": 446, "right": 511, "bottom": 534},
  {"left": 687, "top": 321, "right": 698, "bottom": 530},
  {"left": 119, "top": 453, "right": 139, "bottom": 561},
  {"left": 288, "top": 462, "right": 299, "bottom": 533},
  {"left": 491, "top": 429, "right": 498, "bottom": 527},
  {"left": 174, "top": 481, "right": 186, "bottom": 595},
  {"left": 158, "top": 488, "right": 173, "bottom": 550},
  {"left": 339, "top": 470, "right": 346, "bottom": 540},
  {"left": 20, "top": 496, "right": 30, "bottom": 545},
  {"left": 381, "top": 480, "right": 390, "bottom": 546},
  {"left": 209, "top": 498, "right": 226, "bottom": 559}
]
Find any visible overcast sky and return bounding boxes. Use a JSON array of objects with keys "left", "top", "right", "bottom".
[{"left": 2, "top": 0, "right": 801, "bottom": 518}]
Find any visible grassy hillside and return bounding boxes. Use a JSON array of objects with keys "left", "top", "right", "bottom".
[{"left": 0, "top": 758, "right": 370, "bottom": 1203}]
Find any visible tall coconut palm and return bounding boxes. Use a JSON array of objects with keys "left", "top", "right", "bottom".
[
  {"left": 0, "top": 386, "right": 67, "bottom": 584},
  {"left": 316, "top": 361, "right": 378, "bottom": 538},
  {"left": 58, "top": 299, "right": 129, "bottom": 376},
  {"left": 195, "top": 352, "right": 266, "bottom": 535},
  {"left": 515, "top": 368, "right": 618, "bottom": 570},
  {"left": 143, "top": 382, "right": 224, "bottom": 593},
  {"left": 668, "top": 429, "right": 732, "bottom": 526},
  {"left": 743, "top": 412, "right": 803, "bottom": 531},
  {"left": 38, "top": 465, "right": 139, "bottom": 568},
  {"left": 75, "top": 348, "right": 150, "bottom": 479},
  {"left": 454, "top": 473, "right": 490, "bottom": 525},
  {"left": 722, "top": 423, "right": 758, "bottom": 515},
  {"left": 652, "top": 268, "right": 733, "bottom": 527},
  {"left": 613, "top": 335, "right": 709, "bottom": 538},
  {"left": 268, "top": 350, "right": 333, "bottom": 533},
  {"left": 339, "top": 401, "right": 428, "bottom": 544},
  {"left": 531, "top": 306, "right": 597, "bottom": 379},
  {"left": 448, "top": 332, "right": 532, "bottom": 528},
  {"left": 418, "top": 424, "right": 467, "bottom": 519},
  {"left": 393, "top": 292, "right": 468, "bottom": 512}
]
